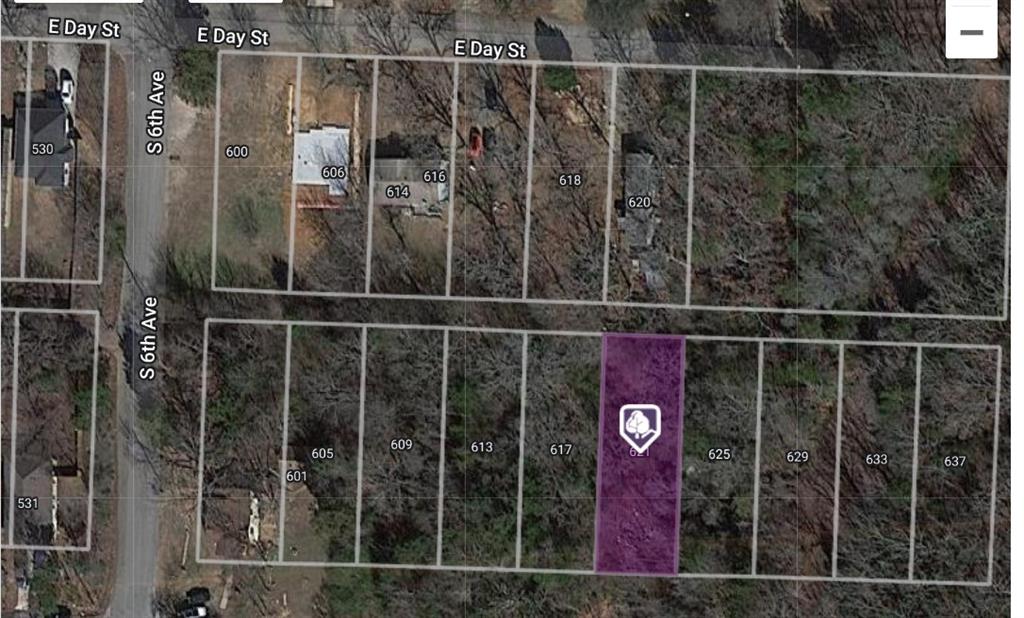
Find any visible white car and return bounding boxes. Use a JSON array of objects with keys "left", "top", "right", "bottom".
[{"left": 59, "top": 68, "right": 74, "bottom": 106}]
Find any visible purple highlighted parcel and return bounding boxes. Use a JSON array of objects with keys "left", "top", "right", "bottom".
[{"left": 594, "top": 334, "right": 685, "bottom": 575}]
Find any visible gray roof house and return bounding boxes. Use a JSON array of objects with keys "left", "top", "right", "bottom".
[
  {"left": 618, "top": 148, "right": 666, "bottom": 292},
  {"left": 12, "top": 92, "right": 74, "bottom": 188}
]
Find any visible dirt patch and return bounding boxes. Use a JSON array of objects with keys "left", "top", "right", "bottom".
[
  {"left": 166, "top": 102, "right": 215, "bottom": 260},
  {"left": 213, "top": 54, "right": 297, "bottom": 286}
]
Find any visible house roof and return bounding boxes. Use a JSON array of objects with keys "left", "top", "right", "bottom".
[
  {"left": 620, "top": 152, "right": 658, "bottom": 250},
  {"left": 13, "top": 460, "right": 55, "bottom": 530},
  {"left": 373, "top": 158, "right": 449, "bottom": 215},
  {"left": 294, "top": 126, "right": 350, "bottom": 197},
  {"left": 12, "top": 94, "right": 73, "bottom": 188}
]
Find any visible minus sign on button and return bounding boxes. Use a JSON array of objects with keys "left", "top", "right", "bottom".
[{"left": 959, "top": 29, "right": 985, "bottom": 35}]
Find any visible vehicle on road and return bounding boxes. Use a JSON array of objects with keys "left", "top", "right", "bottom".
[{"left": 60, "top": 68, "right": 75, "bottom": 105}]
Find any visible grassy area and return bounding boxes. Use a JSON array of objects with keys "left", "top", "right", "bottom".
[
  {"left": 174, "top": 47, "right": 217, "bottom": 108},
  {"left": 543, "top": 65, "right": 577, "bottom": 92}
]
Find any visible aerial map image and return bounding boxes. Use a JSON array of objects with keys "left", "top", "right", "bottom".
[{"left": 0, "top": 0, "right": 1015, "bottom": 616}]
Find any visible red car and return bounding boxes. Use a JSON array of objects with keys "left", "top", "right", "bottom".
[{"left": 468, "top": 126, "right": 483, "bottom": 159}]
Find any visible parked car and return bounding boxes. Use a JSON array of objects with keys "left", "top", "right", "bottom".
[
  {"left": 59, "top": 68, "right": 74, "bottom": 105},
  {"left": 468, "top": 126, "right": 484, "bottom": 159}
]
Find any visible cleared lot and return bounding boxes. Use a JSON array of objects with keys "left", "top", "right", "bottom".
[{"left": 213, "top": 54, "right": 297, "bottom": 290}]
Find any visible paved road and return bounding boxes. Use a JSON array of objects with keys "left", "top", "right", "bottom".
[{"left": 105, "top": 48, "right": 170, "bottom": 618}]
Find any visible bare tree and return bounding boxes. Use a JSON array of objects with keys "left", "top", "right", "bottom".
[
  {"left": 313, "top": 138, "right": 349, "bottom": 197},
  {"left": 225, "top": 3, "right": 256, "bottom": 32},
  {"left": 585, "top": 0, "right": 652, "bottom": 64},
  {"left": 356, "top": 5, "right": 411, "bottom": 56},
  {"left": 593, "top": 28, "right": 644, "bottom": 65},
  {"left": 407, "top": 0, "right": 455, "bottom": 56},
  {"left": 132, "top": 0, "right": 209, "bottom": 54},
  {"left": 1, "top": 0, "right": 37, "bottom": 36},
  {"left": 286, "top": 3, "right": 347, "bottom": 55}
]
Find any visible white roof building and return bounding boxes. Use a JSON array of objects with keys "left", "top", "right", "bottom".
[{"left": 294, "top": 125, "right": 350, "bottom": 197}]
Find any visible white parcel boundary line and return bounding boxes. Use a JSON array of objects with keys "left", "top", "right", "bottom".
[
  {"left": 749, "top": 341, "right": 764, "bottom": 574},
  {"left": 2, "top": 117, "right": 11, "bottom": 233},
  {"left": 353, "top": 327, "right": 368, "bottom": 563},
  {"left": 600, "top": 66, "right": 618, "bottom": 302},
  {"left": 3, "top": 40, "right": 113, "bottom": 286},
  {"left": 94, "top": 41, "right": 111, "bottom": 285},
  {"left": 0, "top": 304, "right": 4, "bottom": 539},
  {"left": 444, "top": 63, "right": 459, "bottom": 297},
  {"left": 985, "top": 345, "right": 1003, "bottom": 584},
  {"left": 830, "top": 344, "right": 846, "bottom": 577},
  {"left": 201, "top": 317, "right": 1002, "bottom": 351},
  {"left": 363, "top": 59, "right": 380, "bottom": 295},
  {"left": 3, "top": 36, "right": 112, "bottom": 45},
  {"left": 0, "top": 277, "right": 102, "bottom": 285},
  {"left": 218, "top": 49, "right": 1011, "bottom": 82},
  {"left": 82, "top": 311, "right": 101, "bottom": 552},
  {"left": 0, "top": 37, "right": 1004, "bottom": 83},
  {"left": 18, "top": 42, "right": 33, "bottom": 279},
  {"left": 0, "top": 307, "right": 102, "bottom": 316},
  {"left": 209, "top": 52, "right": 224, "bottom": 289},
  {"left": 209, "top": 50, "right": 1009, "bottom": 322},
  {"left": 907, "top": 347, "right": 923, "bottom": 579},
  {"left": 194, "top": 318, "right": 212, "bottom": 562},
  {"left": 683, "top": 69, "right": 697, "bottom": 306},
  {"left": 209, "top": 285, "right": 1008, "bottom": 322},
  {"left": 277, "top": 324, "right": 294, "bottom": 561},
  {"left": 589, "top": 332, "right": 604, "bottom": 573},
  {"left": 286, "top": 58, "right": 303, "bottom": 292},
  {"left": 5, "top": 314, "right": 21, "bottom": 546},
  {"left": 435, "top": 330, "right": 451, "bottom": 565},
  {"left": 1001, "top": 82, "right": 1011, "bottom": 320},
  {"left": 192, "top": 556, "right": 991, "bottom": 588},
  {"left": 2, "top": 543, "right": 93, "bottom": 552},
  {"left": 1, "top": 309, "right": 101, "bottom": 552},
  {"left": 514, "top": 333, "right": 529, "bottom": 569},
  {"left": 196, "top": 317, "right": 1000, "bottom": 585},
  {"left": 520, "top": 65, "right": 538, "bottom": 299}
]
